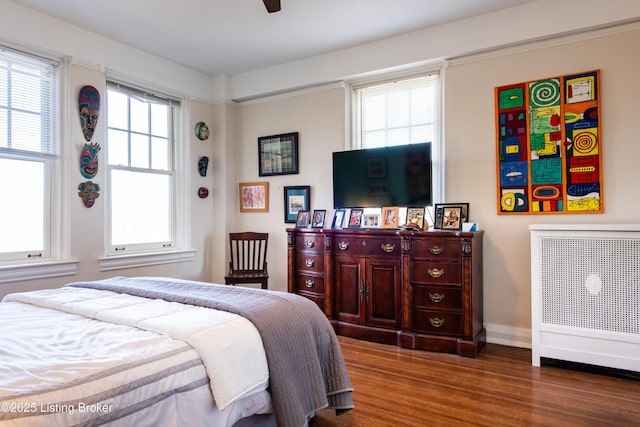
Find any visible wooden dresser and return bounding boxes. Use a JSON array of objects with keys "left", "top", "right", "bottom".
[{"left": 287, "top": 228, "right": 485, "bottom": 357}]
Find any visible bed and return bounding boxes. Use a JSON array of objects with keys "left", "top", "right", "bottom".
[{"left": 0, "top": 276, "right": 353, "bottom": 427}]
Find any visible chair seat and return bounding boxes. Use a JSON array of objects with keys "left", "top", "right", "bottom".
[{"left": 225, "top": 271, "right": 269, "bottom": 280}]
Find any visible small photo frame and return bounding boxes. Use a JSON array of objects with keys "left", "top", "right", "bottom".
[
  {"left": 441, "top": 206, "right": 463, "bottom": 230},
  {"left": 362, "top": 214, "right": 380, "bottom": 228},
  {"left": 239, "top": 181, "right": 268, "bottom": 213},
  {"left": 381, "top": 206, "right": 399, "bottom": 229},
  {"left": 434, "top": 203, "right": 469, "bottom": 229},
  {"left": 311, "top": 210, "right": 326, "bottom": 228},
  {"left": 296, "top": 210, "right": 310, "bottom": 228},
  {"left": 258, "top": 132, "right": 299, "bottom": 176},
  {"left": 348, "top": 208, "right": 364, "bottom": 228},
  {"left": 284, "top": 185, "right": 310, "bottom": 223},
  {"left": 332, "top": 209, "right": 346, "bottom": 229},
  {"left": 406, "top": 207, "right": 425, "bottom": 230}
]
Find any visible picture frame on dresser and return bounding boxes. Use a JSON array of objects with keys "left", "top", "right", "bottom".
[
  {"left": 441, "top": 206, "right": 463, "bottom": 230},
  {"left": 332, "top": 209, "right": 346, "bottom": 229},
  {"left": 348, "top": 208, "right": 363, "bottom": 228},
  {"left": 434, "top": 203, "right": 469, "bottom": 229},
  {"left": 311, "top": 210, "right": 326, "bottom": 228},
  {"left": 405, "top": 207, "right": 425, "bottom": 230},
  {"left": 296, "top": 210, "right": 310, "bottom": 228},
  {"left": 381, "top": 206, "right": 399, "bottom": 229}
]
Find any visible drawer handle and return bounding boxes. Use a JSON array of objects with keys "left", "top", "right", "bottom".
[
  {"left": 305, "top": 279, "right": 315, "bottom": 288},
  {"left": 429, "top": 293, "right": 445, "bottom": 303},
  {"left": 305, "top": 240, "right": 315, "bottom": 248},
  {"left": 428, "top": 268, "right": 444, "bottom": 278},
  {"left": 381, "top": 243, "right": 396, "bottom": 253},
  {"left": 429, "top": 317, "right": 445, "bottom": 328},
  {"left": 338, "top": 241, "right": 350, "bottom": 250},
  {"left": 305, "top": 258, "right": 315, "bottom": 267},
  {"left": 429, "top": 246, "right": 444, "bottom": 255}
]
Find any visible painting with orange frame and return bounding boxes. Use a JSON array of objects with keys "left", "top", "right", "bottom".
[{"left": 495, "top": 70, "right": 603, "bottom": 214}]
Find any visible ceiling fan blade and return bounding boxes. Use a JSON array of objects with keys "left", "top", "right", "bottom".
[{"left": 263, "top": 0, "right": 281, "bottom": 13}]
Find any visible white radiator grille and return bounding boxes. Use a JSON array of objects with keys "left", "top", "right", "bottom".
[{"left": 539, "top": 236, "right": 640, "bottom": 335}]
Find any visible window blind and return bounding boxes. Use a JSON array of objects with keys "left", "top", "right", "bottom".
[{"left": 0, "top": 46, "right": 58, "bottom": 157}]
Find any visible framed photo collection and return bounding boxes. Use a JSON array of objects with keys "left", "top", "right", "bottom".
[{"left": 434, "top": 203, "right": 469, "bottom": 230}]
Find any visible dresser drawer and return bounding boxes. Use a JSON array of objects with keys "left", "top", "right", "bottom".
[
  {"left": 296, "top": 234, "right": 324, "bottom": 252},
  {"left": 334, "top": 236, "right": 400, "bottom": 257},
  {"left": 295, "top": 253, "right": 324, "bottom": 274},
  {"left": 412, "top": 261, "right": 461, "bottom": 285},
  {"left": 295, "top": 273, "right": 325, "bottom": 293},
  {"left": 412, "top": 284, "right": 461, "bottom": 310},
  {"left": 411, "top": 238, "right": 461, "bottom": 261},
  {"left": 412, "top": 309, "right": 461, "bottom": 335}
]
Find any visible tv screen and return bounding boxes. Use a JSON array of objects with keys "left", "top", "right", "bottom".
[{"left": 333, "top": 142, "right": 432, "bottom": 208}]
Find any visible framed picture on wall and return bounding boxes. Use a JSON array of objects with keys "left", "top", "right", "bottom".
[
  {"left": 239, "top": 181, "right": 269, "bottom": 213},
  {"left": 284, "top": 185, "right": 310, "bottom": 223},
  {"left": 258, "top": 132, "right": 299, "bottom": 176}
]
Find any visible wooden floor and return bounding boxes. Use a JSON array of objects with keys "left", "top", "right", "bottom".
[{"left": 312, "top": 336, "right": 640, "bottom": 427}]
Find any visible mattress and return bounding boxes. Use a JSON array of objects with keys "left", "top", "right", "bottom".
[{"left": 0, "top": 287, "right": 272, "bottom": 426}]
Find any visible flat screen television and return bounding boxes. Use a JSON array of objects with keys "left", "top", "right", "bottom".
[{"left": 333, "top": 142, "right": 432, "bottom": 208}]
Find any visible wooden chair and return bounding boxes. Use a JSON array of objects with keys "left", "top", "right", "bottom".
[{"left": 224, "top": 232, "right": 269, "bottom": 289}]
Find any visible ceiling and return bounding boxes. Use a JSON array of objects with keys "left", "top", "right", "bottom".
[{"left": 9, "top": 0, "right": 537, "bottom": 76}]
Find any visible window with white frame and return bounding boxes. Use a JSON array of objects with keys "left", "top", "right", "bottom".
[
  {"left": 0, "top": 46, "right": 58, "bottom": 263},
  {"left": 352, "top": 73, "right": 442, "bottom": 205},
  {"left": 106, "top": 81, "right": 179, "bottom": 254}
]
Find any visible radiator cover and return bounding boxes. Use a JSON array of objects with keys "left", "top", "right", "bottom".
[{"left": 530, "top": 224, "right": 640, "bottom": 372}]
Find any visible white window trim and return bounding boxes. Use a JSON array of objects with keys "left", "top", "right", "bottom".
[
  {"left": 346, "top": 66, "right": 445, "bottom": 204},
  {"left": 99, "top": 75, "right": 194, "bottom": 271},
  {"left": 0, "top": 50, "right": 78, "bottom": 282}
]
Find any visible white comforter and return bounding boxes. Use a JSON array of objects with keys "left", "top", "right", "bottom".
[{"left": 1, "top": 287, "right": 270, "bottom": 416}]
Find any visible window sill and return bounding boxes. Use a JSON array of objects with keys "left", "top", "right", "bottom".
[
  {"left": 0, "top": 260, "right": 80, "bottom": 284},
  {"left": 99, "top": 249, "right": 197, "bottom": 272}
]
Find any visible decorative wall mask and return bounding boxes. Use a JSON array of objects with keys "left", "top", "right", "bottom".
[
  {"left": 78, "top": 181, "right": 100, "bottom": 208},
  {"left": 80, "top": 142, "right": 101, "bottom": 179},
  {"left": 198, "top": 156, "right": 209, "bottom": 177},
  {"left": 78, "top": 85, "right": 100, "bottom": 142},
  {"left": 195, "top": 121, "right": 209, "bottom": 141},
  {"left": 198, "top": 187, "right": 209, "bottom": 198}
]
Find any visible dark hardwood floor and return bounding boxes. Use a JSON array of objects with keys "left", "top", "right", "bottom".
[{"left": 312, "top": 336, "right": 640, "bottom": 427}]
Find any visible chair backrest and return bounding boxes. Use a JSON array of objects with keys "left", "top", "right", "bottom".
[{"left": 228, "top": 232, "right": 268, "bottom": 273}]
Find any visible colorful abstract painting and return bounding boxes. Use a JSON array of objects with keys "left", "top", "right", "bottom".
[{"left": 495, "top": 70, "right": 602, "bottom": 214}]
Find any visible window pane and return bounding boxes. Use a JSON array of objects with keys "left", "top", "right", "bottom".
[
  {"left": 151, "top": 103, "right": 168, "bottom": 137},
  {"left": 151, "top": 137, "right": 168, "bottom": 170},
  {"left": 130, "top": 133, "right": 149, "bottom": 168},
  {"left": 0, "top": 109, "right": 7, "bottom": 147},
  {"left": 387, "top": 91, "right": 409, "bottom": 128},
  {"left": 107, "top": 129, "right": 129, "bottom": 166},
  {"left": 130, "top": 98, "right": 149, "bottom": 134},
  {"left": 12, "top": 71, "right": 42, "bottom": 113},
  {"left": 111, "top": 169, "right": 171, "bottom": 245},
  {"left": 107, "top": 90, "right": 129, "bottom": 130},
  {"left": 0, "top": 67, "right": 7, "bottom": 105},
  {"left": 12, "top": 111, "right": 41, "bottom": 152},
  {"left": 363, "top": 95, "right": 385, "bottom": 131},
  {"left": 0, "top": 158, "right": 44, "bottom": 253}
]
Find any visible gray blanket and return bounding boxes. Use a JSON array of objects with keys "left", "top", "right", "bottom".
[{"left": 66, "top": 277, "right": 353, "bottom": 427}]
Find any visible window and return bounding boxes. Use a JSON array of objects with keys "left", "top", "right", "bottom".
[
  {"left": 351, "top": 73, "right": 443, "bottom": 204},
  {"left": 0, "top": 46, "right": 58, "bottom": 263},
  {"left": 106, "top": 81, "right": 179, "bottom": 254}
]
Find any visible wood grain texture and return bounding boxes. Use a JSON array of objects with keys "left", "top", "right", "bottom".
[{"left": 312, "top": 337, "right": 640, "bottom": 426}]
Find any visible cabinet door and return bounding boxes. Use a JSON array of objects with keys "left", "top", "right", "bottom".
[
  {"left": 366, "top": 258, "right": 401, "bottom": 329},
  {"left": 335, "top": 256, "right": 365, "bottom": 324}
]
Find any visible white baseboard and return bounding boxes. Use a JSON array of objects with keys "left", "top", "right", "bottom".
[{"left": 486, "top": 323, "right": 531, "bottom": 349}]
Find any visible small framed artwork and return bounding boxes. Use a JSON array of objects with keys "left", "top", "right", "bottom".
[
  {"left": 311, "top": 210, "right": 326, "bottom": 228},
  {"left": 381, "top": 206, "right": 400, "bottom": 229},
  {"left": 258, "top": 132, "right": 299, "bottom": 176},
  {"left": 434, "top": 203, "right": 469, "bottom": 229},
  {"left": 284, "top": 185, "right": 310, "bottom": 223},
  {"left": 441, "top": 206, "right": 463, "bottom": 231},
  {"left": 296, "top": 210, "right": 310, "bottom": 228},
  {"left": 348, "top": 208, "right": 364, "bottom": 228},
  {"left": 239, "top": 181, "right": 269, "bottom": 213},
  {"left": 332, "top": 209, "right": 346, "bottom": 229},
  {"left": 406, "top": 207, "right": 425, "bottom": 230},
  {"left": 363, "top": 214, "right": 380, "bottom": 228}
]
